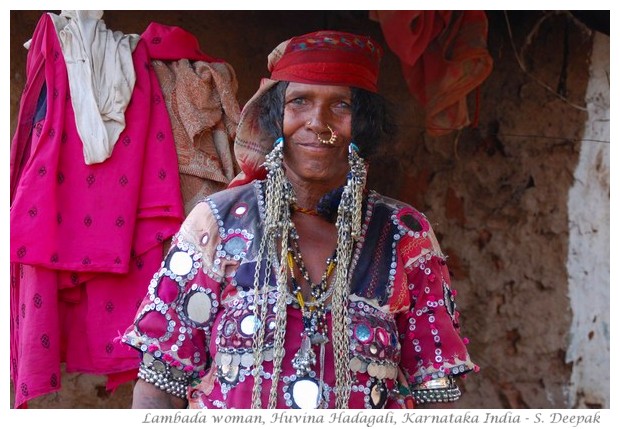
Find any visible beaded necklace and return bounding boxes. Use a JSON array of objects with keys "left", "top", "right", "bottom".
[
  {"left": 286, "top": 226, "right": 336, "bottom": 408},
  {"left": 287, "top": 227, "right": 336, "bottom": 344},
  {"left": 250, "top": 139, "right": 366, "bottom": 409}
]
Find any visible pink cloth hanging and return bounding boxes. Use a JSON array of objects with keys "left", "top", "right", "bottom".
[
  {"left": 10, "top": 13, "right": 184, "bottom": 408},
  {"left": 370, "top": 10, "right": 493, "bottom": 136}
]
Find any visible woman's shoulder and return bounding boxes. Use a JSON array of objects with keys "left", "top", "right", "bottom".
[
  {"left": 184, "top": 180, "right": 263, "bottom": 231},
  {"left": 370, "top": 190, "right": 432, "bottom": 233},
  {"left": 189, "top": 181, "right": 261, "bottom": 214},
  {"left": 370, "top": 191, "right": 446, "bottom": 256},
  {"left": 205, "top": 181, "right": 261, "bottom": 204},
  {"left": 178, "top": 181, "right": 263, "bottom": 256}
]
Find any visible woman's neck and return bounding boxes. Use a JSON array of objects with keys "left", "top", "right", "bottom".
[{"left": 285, "top": 169, "right": 346, "bottom": 210}]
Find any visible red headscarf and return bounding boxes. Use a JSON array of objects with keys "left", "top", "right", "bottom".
[
  {"left": 229, "top": 30, "right": 383, "bottom": 187},
  {"left": 270, "top": 31, "right": 382, "bottom": 93}
]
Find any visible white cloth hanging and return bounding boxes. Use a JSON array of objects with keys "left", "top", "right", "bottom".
[{"left": 49, "top": 10, "right": 140, "bottom": 164}]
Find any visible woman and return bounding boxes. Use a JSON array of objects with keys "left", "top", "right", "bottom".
[{"left": 123, "top": 30, "right": 476, "bottom": 409}]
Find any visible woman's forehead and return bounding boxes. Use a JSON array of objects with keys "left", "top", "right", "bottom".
[{"left": 285, "top": 82, "right": 351, "bottom": 97}]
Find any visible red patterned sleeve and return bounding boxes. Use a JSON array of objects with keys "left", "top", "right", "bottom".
[
  {"left": 394, "top": 207, "right": 477, "bottom": 387},
  {"left": 122, "top": 202, "right": 223, "bottom": 382}
]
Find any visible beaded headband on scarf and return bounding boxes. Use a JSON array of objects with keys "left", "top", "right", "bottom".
[{"left": 229, "top": 30, "right": 383, "bottom": 188}]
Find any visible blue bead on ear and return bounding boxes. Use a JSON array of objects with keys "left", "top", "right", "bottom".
[
  {"left": 274, "top": 137, "right": 284, "bottom": 147},
  {"left": 349, "top": 142, "right": 360, "bottom": 154}
]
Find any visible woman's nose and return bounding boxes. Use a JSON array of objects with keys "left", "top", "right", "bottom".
[
  {"left": 305, "top": 116, "right": 337, "bottom": 145},
  {"left": 305, "top": 118, "right": 332, "bottom": 137},
  {"left": 305, "top": 109, "right": 331, "bottom": 130}
]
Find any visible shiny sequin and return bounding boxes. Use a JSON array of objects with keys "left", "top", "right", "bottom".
[
  {"left": 232, "top": 203, "right": 248, "bottom": 217},
  {"left": 375, "top": 327, "right": 389, "bottom": 346},
  {"left": 220, "top": 364, "right": 239, "bottom": 384},
  {"left": 224, "top": 320, "right": 236, "bottom": 336},
  {"left": 200, "top": 233, "right": 210, "bottom": 245}
]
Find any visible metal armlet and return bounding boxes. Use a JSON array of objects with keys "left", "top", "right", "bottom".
[
  {"left": 410, "top": 376, "right": 462, "bottom": 404},
  {"left": 137, "top": 352, "right": 190, "bottom": 399}
]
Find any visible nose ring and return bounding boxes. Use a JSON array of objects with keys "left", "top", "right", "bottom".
[{"left": 316, "top": 124, "right": 337, "bottom": 145}]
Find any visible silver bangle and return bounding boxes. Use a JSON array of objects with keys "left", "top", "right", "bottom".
[
  {"left": 138, "top": 353, "right": 190, "bottom": 399},
  {"left": 411, "top": 377, "right": 461, "bottom": 404}
]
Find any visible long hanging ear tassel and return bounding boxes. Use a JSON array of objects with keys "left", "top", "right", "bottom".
[
  {"left": 250, "top": 138, "right": 295, "bottom": 409},
  {"left": 268, "top": 219, "right": 290, "bottom": 408},
  {"left": 251, "top": 139, "right": 366, "bottom": 409},
  {"left": 348, "top": 143, "right": 367, "bottom": 240},
  {"left": 331, "top": 142, "right": 367, "bottom": 408}
]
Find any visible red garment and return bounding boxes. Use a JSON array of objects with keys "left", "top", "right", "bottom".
[
  {"left": 10, "top": 13, "right": 184, "bottom": 408},
  {"left": 371, "top": 11, "right": 493, "bottom": 136},
  {"left": 122, "top": 183, "right": 476, "bottom": 408}
]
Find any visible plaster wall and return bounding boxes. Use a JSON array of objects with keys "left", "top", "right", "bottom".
[{"left": 566, "top": 31, "right": 610, "bottom": 409}]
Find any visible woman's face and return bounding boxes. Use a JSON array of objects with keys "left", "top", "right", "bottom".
[{"left": 282, "top": 82, "right": 352, "bottom": 186}]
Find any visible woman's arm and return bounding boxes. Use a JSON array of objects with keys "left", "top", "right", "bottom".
[
  {"left": 131, "top": 379, "right": 188, "bottom": 409},
  {"left": 394, "top": 208, "right": 477, "bottom": 408}
]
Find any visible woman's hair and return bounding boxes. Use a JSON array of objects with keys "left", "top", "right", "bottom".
[
  {"left": 350, "top": 87, "right": 397, "bottom": 158},
  {"left": 258, "top": 81, "right": 289, "bottom": 143},
  {"left": 257, "top": 81, "right": 397, "bottom": 158}
]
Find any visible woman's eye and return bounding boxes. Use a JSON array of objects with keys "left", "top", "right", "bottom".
[
  {"left": 288, "top": 97, "right": 306, "bottom": 105},
  {"left": 336, "top": 101, "right": 352, "bottom": 109}
]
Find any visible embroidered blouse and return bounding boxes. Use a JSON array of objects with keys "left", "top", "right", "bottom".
[{"left": 122, "top": 181, "right": 475, "bottom": 408}]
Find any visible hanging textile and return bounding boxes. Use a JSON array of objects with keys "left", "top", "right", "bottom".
[
  {"left": 370, "top": 10, "right": 493, "bottom": 136},
  {"left": 10, "top": 13, "right": 184, "bottom": 408},
  {"left": 48, "top": 10, "right": 140, "bottom": 165},
  {"left": 141, "top": 22, "right": 241, "bottom": 214}
]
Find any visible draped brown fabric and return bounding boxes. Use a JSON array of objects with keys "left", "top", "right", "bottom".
[
  {"left": 142, "top": 22, "right": 241, "bottom": 214},
  {"left": 152, "top": 59, "right": 240, "bottom": 213}
]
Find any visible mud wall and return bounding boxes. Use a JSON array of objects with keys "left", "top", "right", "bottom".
[{"left": 9, "top": 10, "right": 607, "bottom": 409}]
